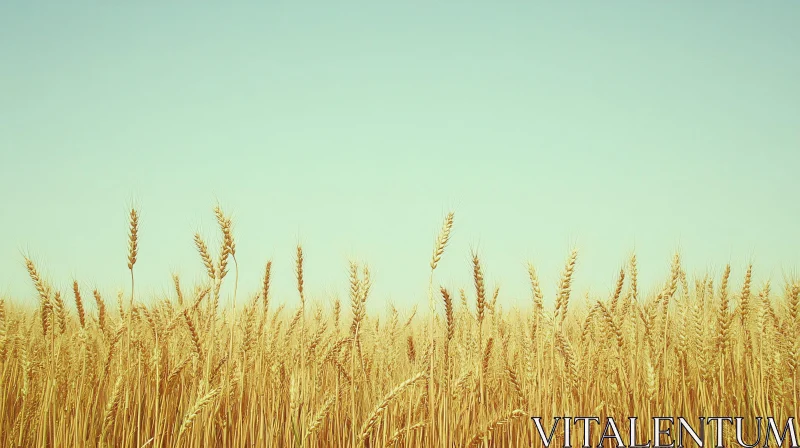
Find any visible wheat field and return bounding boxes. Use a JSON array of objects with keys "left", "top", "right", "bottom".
[{"left": 0, "top": 206, "right": 798, "bottom": 447}]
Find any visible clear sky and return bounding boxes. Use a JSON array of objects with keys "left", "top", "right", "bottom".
[{"left": 1, "top": 2, "right": 798, "bottom": 312}]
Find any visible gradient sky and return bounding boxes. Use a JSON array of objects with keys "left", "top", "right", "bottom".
[{"left": 1, "top": 2, "right": 798, "bottom": 313}]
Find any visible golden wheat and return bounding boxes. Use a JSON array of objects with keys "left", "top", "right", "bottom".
[{"left": 0, "top": 206, "right": 797, "bottom": 447}]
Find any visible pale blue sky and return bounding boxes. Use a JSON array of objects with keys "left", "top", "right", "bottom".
[{"left": 1, "top": 2, "right": 798, "bottom": 311}]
